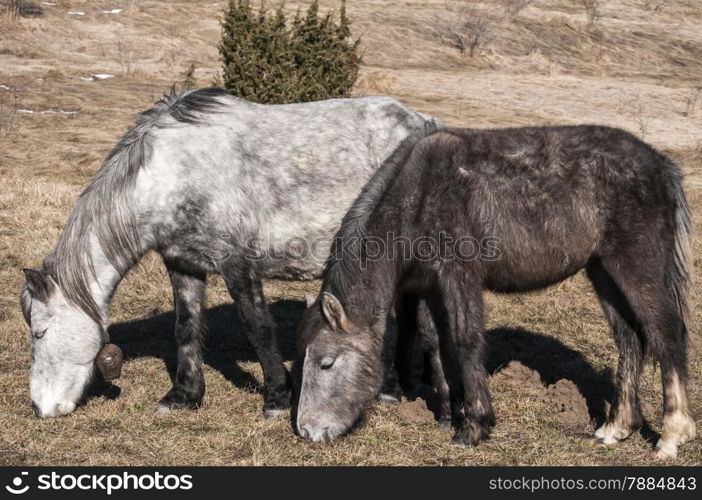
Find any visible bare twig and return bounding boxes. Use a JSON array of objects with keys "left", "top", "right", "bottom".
[
  {"left": 117, "top": 37, "right": 137, "bottom": 75},
  {"left": 682, "top": 86, "right": 702, "bottom": 118}
]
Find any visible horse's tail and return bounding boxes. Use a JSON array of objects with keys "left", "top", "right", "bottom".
[{"left": 668, "top": 160, "right": 692, "bottom": 326}]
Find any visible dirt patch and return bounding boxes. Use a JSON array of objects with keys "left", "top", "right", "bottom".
[
  {"left": 397, "top": 398, "right": 435, "bottom": 424},
  {"left": 497, "top": 361, "right": 590, "bottom": 429},
  {"left": 396, "top": 361, "right": 590, "bottom": 429}
]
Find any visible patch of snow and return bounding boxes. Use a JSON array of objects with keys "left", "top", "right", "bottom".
[
  {"left": 101, "top": 9, "right": 122, "bottom": 15},
  {"left": 18, "top": 109, "right": 79, "bottom": 116},
  {"left": 68, "top": 11, "right": 86, "bottom": 16},
  {"left": 69, "top": 74, "right": 116, "bottom": 82},
  {"left": 0, "top": 84, "right": 11, "bottom": 91},
  {"left": 41, "top": 2, "right": 56, "bottom": 5}
]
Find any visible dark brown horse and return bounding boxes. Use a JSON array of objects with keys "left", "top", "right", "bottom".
[{"left": 296, "top": 125, "right": 695, "bottom": 459}]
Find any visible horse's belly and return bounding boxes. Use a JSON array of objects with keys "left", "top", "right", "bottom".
[
  {"left": 482, "top": 240, "right": 594, "bottom": 293},
  {"left": 257, "top": 228, "right": 334, "bottom": 280}
]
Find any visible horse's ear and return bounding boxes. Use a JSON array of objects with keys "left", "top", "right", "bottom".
[
  {"left": 22, "top": 268, "right": 54, "bottom": 302},
  {"left": 321, "top": 292, "right": 350, "bottom": 332},
  {"left": 304, "top": 294, "right": 316, "bottom": 308}
]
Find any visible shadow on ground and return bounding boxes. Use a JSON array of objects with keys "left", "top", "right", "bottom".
[
  {"left": 108, "top": 299, "right": 305, "bottom": 396},
  {"left": 107, "top": 299, "right": 614, "bottom": 423},
  {"left": 485, "top": 327, "right": 613, "bottom": 423}
]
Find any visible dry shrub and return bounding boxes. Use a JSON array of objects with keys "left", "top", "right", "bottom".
[
  {"left": 179, "top": 63, "right": 198, "bottom": 91},
  {"left": 0, "top": 85, "right": 19, "bottom": 135},
  {"left": 642, "top": 0, "right": 667, "bottom": 13},
  {"left": 117, "top": 37, "right": 138, "bottom": 75},
  {"left": 2, "top": 0, "right": 43, "bottom": 18},
  {"left": 3, "top": 0, "right": 21, "bottom": 18},
  {"left": 498, "top": 0, "right": 534, "bottom": 20},
  {"left": 582, "top": 0, "right": 600, "bottom": 25},
  {"left": 621, "top": 96, "right": 650, "bottom": 139},
  {"left": 444, "top": 8, "right": 492, "bottom": 57}
]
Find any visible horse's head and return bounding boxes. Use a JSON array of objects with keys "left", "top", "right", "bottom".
[
  {"left": 20, "top": 268, "right": 121, "bottom": 418},
  {"left": 296, "top": 292, "right": 384, "bottom": 442}
]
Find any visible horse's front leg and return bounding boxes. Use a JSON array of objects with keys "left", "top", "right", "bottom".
[
  {"left": 220, "top": 259, "right": 291, "bottom": 419},
  {"left": 156, "top": 259, "right": 207, "bottom": 412},
  {"left": 433, "top": 271, "right": 494, "bottom": 446}
]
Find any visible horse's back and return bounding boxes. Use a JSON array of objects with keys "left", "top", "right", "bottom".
[
  {"left": 133, "top": 90, "right": 434, "bottom": 277},
  {"left": 408, "top": 126, "right": 679, "bottom": 292}
]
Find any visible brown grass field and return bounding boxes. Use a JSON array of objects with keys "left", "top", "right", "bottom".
[{"left": 1, "top": 0, "right": 701, "bottom": 465}]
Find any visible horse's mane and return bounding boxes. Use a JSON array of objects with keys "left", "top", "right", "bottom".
[
  {"left": 43, "top": 87, "right": 231, "bottom": 324},
  {"left": 322, "top": 121, "right": 440, "bottom": 303}
]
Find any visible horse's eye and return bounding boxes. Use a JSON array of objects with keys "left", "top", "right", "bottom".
[
  {"left": 34, "top": 328, "right": 47, "bottom": 339},
  {"left": 320, "top": 356, "right": 336, "bottom": 370}
]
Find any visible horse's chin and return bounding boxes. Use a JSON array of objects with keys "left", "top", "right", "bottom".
[{"left": 56, "top": 401, "right": 77, "bottom": 416}]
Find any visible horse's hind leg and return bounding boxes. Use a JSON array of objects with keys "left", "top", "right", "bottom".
[
  {"left": 587, "top": 260, "right": 644, "bottom": 443},
  {"left": 390, "top": 292, "right": 420, "bottom": 400},
  {"left": 589, "top": 256, "right": 696, "bottom": 457},
  {"left": 418, "top": 299, "right": 451, "bottom": 427},
  {"left": 220, "top": 260, "right": 291, "bottom": 418},
  {"left": 157, "top": 259, "right": 207, "bottom": 412}
]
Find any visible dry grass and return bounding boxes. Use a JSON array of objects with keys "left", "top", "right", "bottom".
[{"left": 0, "top": 0, "right": 701, "bottom": 466}]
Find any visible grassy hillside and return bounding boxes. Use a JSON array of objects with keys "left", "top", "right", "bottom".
[{"left": 0, "top": 0, "right": 700, "bottom": 465}]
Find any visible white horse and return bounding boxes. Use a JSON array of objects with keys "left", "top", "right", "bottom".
[{"left": 20, "top": 87, "right": 438, "bottom": 419}]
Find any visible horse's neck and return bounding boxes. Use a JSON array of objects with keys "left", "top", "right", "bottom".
[
  {"left": 60, "top": 233, "right": 124, "bottom": 330},
  {"left": 88, "top": 241, "right": 123, "bottom": 325},
  {"left": 90, "top": 250, "right": 122, "bottom": 318}
]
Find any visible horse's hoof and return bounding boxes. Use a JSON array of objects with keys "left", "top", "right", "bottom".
[
  {"left": 263, "top": 408, "right": 286, "bottom": 420},
  {"left": 593, "top": 435, "right": 619, "bottom": 446},
  {"left": 378, "top": 393, "right": 400, "bottom": 405},
  {"left": 593, "top": 423, "right": 630, "bottom": 445},
  {"left": 450, "top": 434, "right": 472, "bottom": 448},
  {"left": 154, "top": 404, "right": 173, "bottom": 414},
  {"left": 155, "top": 398, "right": 200, "bottom": 413},
  {"left": 654, "top": 441, "right": 678, "bottom": 460},
  {"left": 592, "top": 437, "right": 612, "bottom": 447},
  {"left": 438, "top": 417, "right": 452, "bottom": 429}
]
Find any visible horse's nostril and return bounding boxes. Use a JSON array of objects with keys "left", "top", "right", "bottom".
[
  {"left": 31, "top": 401, "right": 40, "bottom": 417},
  {"left": 299, "top": 425, "right": 310, "bottom": 439}
]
